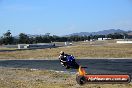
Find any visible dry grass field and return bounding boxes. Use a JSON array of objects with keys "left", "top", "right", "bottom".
[
  {"left": 0, "top": 40, "right": 132, "bottom": 59},
  {"left": 0, "top": 40, "right": 132, "bottom": 88},
  {"left": 0, "top": 68, "right": 132, "bottom": 88}
]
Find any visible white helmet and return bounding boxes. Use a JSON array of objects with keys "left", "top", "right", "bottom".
[{"left": 60, "top": 51, "right": 64, "bottom": 55}]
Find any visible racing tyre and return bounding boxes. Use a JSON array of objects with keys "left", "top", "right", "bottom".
[
  {"left": 76, "top": 75, "right": 87, "bottom": 85},
  {"left": 65, "top": 65, "right": 70, "bottom": 69}
]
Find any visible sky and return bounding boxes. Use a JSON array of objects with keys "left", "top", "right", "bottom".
[{"left": 0, "top": 0, "right": 132, "bottom": 36}]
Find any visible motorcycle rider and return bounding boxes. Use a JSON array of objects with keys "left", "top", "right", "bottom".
[
  {"left": 59, "top": 51, "right": 67, "bottom": 62},
  {"left": 59, "top": 51, "right": 79, "bottom": 69},
  {"left": 59, "top": 51, "right": 75, "bottom": 63}
]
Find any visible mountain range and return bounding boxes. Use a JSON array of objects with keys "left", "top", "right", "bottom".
[
  {"left": 67, "top": 29, "right": 128, "bottom": 36},
  {"left": 14, "top": 29, "right": 131, "bottom": 38}
]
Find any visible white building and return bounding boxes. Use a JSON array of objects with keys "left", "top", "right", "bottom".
[{"left": 98, "top": 38, "right": 111, "bottom": 41}]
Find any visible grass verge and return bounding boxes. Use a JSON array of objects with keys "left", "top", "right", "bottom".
[
  {"left": 0, "top": 68, "right": 132, "bottom": 88},
  {"left": 0, "top": 42, "right": 132, "bottom": 59}
]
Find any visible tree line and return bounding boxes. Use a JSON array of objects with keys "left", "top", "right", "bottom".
[{"left": 0, "top": 30, "right": 127, "bottom": 45}]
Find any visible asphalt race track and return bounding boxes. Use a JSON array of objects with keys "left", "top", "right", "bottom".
[{"left": 0, "top": 59, "right": 132, "bottom": 75}]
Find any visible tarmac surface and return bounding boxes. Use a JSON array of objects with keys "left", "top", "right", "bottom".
[{"left": 0, "top": 59, "right": 132, "bottom": 75}]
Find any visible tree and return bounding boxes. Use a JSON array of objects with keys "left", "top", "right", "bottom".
[
  {"left": 2, "top": 30, "right": 14, "bottom": 45},
  {"left": 19, "top": 33, "right": 30, "bottom": 44},
  {"left": 107, "top": 33, "right": 123, "bottom": 39},
  {"left": 45, "top": 33, "right": 50, "bottom": 37}
]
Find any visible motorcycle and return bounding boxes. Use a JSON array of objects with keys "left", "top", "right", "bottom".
[{"left": 59, "top": 55, "right": 79, "bottom": 69}]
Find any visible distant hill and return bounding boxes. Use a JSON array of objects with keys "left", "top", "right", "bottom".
[
  {"left": 67, "top": 29, "right": 126, "bottom": 36},
  {"left": 14, "top": 29, "right": 131, "bottom": 38}
]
